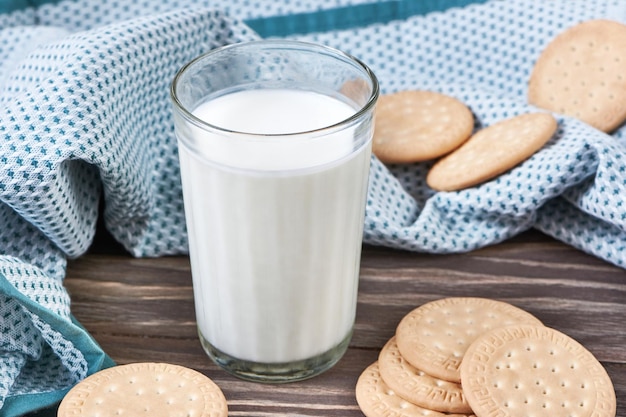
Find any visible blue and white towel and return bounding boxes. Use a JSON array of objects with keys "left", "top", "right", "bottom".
[{"left": 0, "top": 0, "right": 624, "bottom": 415}]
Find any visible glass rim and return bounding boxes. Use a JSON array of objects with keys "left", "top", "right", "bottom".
[{"left": 169, "top": 39, "right": 379, "bottom": 139}]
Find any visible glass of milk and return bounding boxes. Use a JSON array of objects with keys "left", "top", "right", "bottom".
[{"left": 170, "top": 40, "right": 378, "bottom": 382}]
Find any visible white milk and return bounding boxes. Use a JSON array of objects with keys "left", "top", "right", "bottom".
[{"left": 178, "top": 89, "right": 371, "bottom": 363}]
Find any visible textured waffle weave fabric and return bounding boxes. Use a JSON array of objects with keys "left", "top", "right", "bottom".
[{"left": 0, "top": 0, "right": 625, "bottom": 415}]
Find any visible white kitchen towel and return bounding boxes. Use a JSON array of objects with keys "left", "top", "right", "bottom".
[{"left": 0, "top": 0, "right": 624, "bottom": 415}]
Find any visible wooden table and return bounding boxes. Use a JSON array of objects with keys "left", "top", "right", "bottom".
[{"left": 31, "top": 229, "right": 625, "bottom": 416}]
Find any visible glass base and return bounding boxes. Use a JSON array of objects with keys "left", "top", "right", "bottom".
[{"left": 199, "top": 329, "right": 352, "bottom": 383}]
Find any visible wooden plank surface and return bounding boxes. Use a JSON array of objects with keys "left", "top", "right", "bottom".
[{"left": 34, "top": 229, "right": 626, "bottom": 416}]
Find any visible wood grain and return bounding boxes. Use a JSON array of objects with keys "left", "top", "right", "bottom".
[{"left": 29, "top": 229, "right": 626, "bottom": 416}]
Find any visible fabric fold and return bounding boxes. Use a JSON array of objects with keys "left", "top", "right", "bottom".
[
  {"left": 0, "top": 6, "right": 258, "bottom": 415},
  {"left": 0, "top": 8, "right": 258, "bottom": 259}
]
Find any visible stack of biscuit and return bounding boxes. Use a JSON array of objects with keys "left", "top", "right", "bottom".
[{"left": 355, "top": 297, "right": 616, "bottom": 417}]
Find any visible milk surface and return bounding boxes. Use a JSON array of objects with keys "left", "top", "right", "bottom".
[{"left": 178, "top": 89, "right": 371, "bottom": 363}]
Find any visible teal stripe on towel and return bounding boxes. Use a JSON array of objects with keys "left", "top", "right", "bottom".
[
  {"left": 245, "top": 0, "right": 489, "bottom": 37},
  {"left": 0, "top": 0, "right": 30, "bottom": 14},
  {"left": 0, "top": 0, "right": 62, "bottom": 14}
]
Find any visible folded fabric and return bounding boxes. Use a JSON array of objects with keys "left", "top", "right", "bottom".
[
  {"left": 291, "top": 0, "right": 626, "bottom": 265},
  {"left": 0, "top": 0, "right": 624, "bottom": 415},
  {"left": 0, "top": 4, "right": 261, "bottom": 415}
]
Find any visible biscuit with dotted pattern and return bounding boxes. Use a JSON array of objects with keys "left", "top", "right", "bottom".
[
  {"left": 57, "top": 362, "right": 228, "bottom": 417},
  {"left": 378, "top": 336, "right": 473, "bottom": 413},
  {"left": 395, "top": 297, "right": 543, "bottom": 383},
  {"left": 372, "top": 90, "right": 474, "bottom": 163},
  {"left": 460, "top": 324, "right": 616, "bottom": 417},
  {"left": 356, "top": 361, "right": 474, "bottom": 417},
  {"left": 426, "top": 112, "right": 557, "bottom": 191},
  {"left": 528, "top": 19, "right": 626, "bottom": 133}
]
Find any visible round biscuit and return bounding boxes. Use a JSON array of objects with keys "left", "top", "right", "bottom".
[
  {"left": 372, "top": 90, "right": 474, "bottom": 163},
  {"left": 460, "top": 324, "right": 616, "bottom": 417},
  {"left": 355, "top": 362, "right": 473, "bottom": 417},
  {"left": 395, "top": 297, "right": 543, "bottom": 383},
  {"left": 426, "top": 112, "right": 557, "bottom": 191},
  {"left": 528, "top": 19, "right": 626, "bottom": 133},
  {"left": 378, "top": 336, "right": 473, "bottom": 414},
  {"left": 57, "top": 362, "right": 228, "bottom": 417}
]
